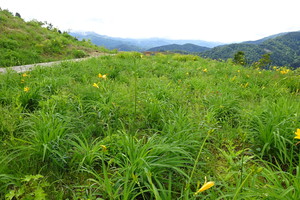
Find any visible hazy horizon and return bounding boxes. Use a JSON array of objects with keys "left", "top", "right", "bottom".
[
  {"left": 2, "top": 0, "right": 300, "bottom": 43},
  {"left": 70, "top": 29, "right": 300, "bottom": 45}
]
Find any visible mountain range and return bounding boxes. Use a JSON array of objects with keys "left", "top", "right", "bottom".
[
  {"left": 201, "top": 31, "right": 300, "bottom": 68},
  {"left": 71, "top": 31, "right": 300, "bottom": 68},
  {"left": 70, "top": 32, "right": 223, "bottom": 51}
]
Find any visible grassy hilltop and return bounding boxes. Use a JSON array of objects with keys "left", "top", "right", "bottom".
[
  {"left": 0, "top": 51, "right": 299, "bottom": 199},
  {"left": 0, "top": 9, "right": 112, "bottom": 67}
]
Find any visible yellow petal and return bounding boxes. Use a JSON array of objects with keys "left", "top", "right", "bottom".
[
  {"left": 295, "top": 129, "right": 300, "bottom": 139},
  {"left": 24, "top": 87, "right": 30, "bottom": 92},
  {"left": 195, "top": 181, "right": 215, "bottom": 195},
  {"left": 100, "top": 145, "right": 107, "bottom": 152},
  {"left": 93, "top": 83, "right": 99, "bottom": 88}
]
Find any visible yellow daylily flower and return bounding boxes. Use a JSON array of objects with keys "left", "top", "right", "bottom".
[
  {"left": 280, "top": 70, "right": 287, "bottom": 74},
  {"left": 98, "top": 73, "right": 107, "bottom": 79},
  {"left": 24, "top": 87, "right": 30, "bottom": 92},
  {"left": 100, "top": 145, "right": 107, "bottom": 152},
  {"left": 93, "top": 83, "right": 99, "bottom": 88},
  {"left": 280, "top": 69, "right": 290, "bottom": 75},
  {"left": 294, "top": 129, "right": 300, "bottom": 140},
  {"left": 194, "top": 177, "right": 215, "bottom": 195}
]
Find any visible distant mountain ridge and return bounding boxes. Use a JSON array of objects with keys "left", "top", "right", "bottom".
[
  {"left": 200, "top": 31, "right": 300, "bottom": 68},
  {"left": 71, "top": 30, "right": 300, "bottom": 68},
  {"left": 242, "top": 32, "right": 289, "bottom": 45},
  {"left": 70, "top": 31, "right": 223, "bottom": 51},
  {"left": 147, "top": 43, "right": 210, "bottom": 53}
]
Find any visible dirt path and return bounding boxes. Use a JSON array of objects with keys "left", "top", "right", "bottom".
[{"left": 0, "top": 53, "right": 111, "bottom": 73}]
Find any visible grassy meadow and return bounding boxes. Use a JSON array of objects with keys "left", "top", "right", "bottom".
[
  {"left": 0, "top": 52, "right": 300, "bottom": 199},
  {"left": 0, "top": 9, "right": 113, "bottom": 68}
]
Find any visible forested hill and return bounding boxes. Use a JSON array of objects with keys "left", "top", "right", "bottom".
[
  {"left": 147, "top": 43, "right": 210, "bottom": 53},
  {"left": 200, "top": 31, "right": 300, "bottom": 68},
  {"left": 0, "top": 9, "right": 109, "bottom": 67}
]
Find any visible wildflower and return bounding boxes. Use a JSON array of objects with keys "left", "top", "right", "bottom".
[
  {"left": 98, "top": 73, "right": 107, "bottom": 79},
  {"left": 194, "top": 177, "right": 215, "bottom": 195},
  {"left": 93, "top": 83, "right": 99, "bottom": 88},
  {"left": 294, "top": 129, "right": 300, "bottom": 140},
  {"left": 22, "top": 73, "right": 28, "bottom": 77},
  {"left": 203, "top": 68, "right": 208, "bottom": 72},
  {"left": 24, "top": 87, "right": 30, "bottom": 92},
  {"left": 100, "top": 145, "right": 107, "bottom": 152},
  {"left": 231, "top": 76, "right": 237, "bottom": 81},
  {"left": 237, "top": 70, "right": 240, "bottom": 73},
  {"left": 280, "top": 70, "right": 287, "bottom": 74},
  {"left": 280, "top": 69, "right": 290, "bottom": 75}
]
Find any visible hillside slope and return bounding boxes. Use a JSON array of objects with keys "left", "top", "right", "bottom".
[
  {"left": 201, "top": 31, "right": 300, "bottom": 68},
  {"left": 0, "top": 9, "right": 109, "bottom": 67}
]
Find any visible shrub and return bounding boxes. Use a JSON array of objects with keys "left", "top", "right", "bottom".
[{"left": 72, "top": 50, "right": 86, "bottom": 58}]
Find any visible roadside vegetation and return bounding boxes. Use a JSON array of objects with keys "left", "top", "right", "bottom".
[
  {"left": 0, "top": 9, "right": 114, "bottom": 68},
  {"left": 0, "top": 51, "right": 299, "bottom": 199}
]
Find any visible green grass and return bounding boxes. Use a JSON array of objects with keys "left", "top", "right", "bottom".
[
  {"left": 0, "top": 9, "right": 114, "bottom": 68},
  {"left": 0, "top": 52, "right": 299, "bottom": 199}
]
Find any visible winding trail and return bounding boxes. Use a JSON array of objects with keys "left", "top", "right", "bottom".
[{"left": 0, "top": 53, "right": 111, "bottom": 73}]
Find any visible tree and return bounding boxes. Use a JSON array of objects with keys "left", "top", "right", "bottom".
[
  {"left": 255, "top": 53, "right": 271, "bottom": 69},
  {"left": 15, "top": 12, "right": 21, "bottom": 18},
  {"left": 47, "top": 23, "right": 53, "bottom": 30},
  {"left": 233, "top": 51, "right": 246, "bottom": 66}
]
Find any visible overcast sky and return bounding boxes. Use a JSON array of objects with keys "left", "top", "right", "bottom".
[{"left": 2, "top": 0, "right": 300, "bottom": 43}]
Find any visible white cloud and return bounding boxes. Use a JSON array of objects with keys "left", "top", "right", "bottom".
[{"left": 2, "top": 0, "right": 300, "bottom": 42}]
